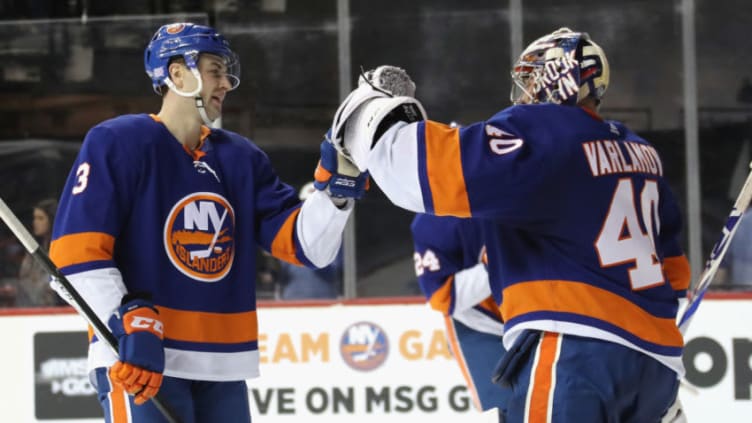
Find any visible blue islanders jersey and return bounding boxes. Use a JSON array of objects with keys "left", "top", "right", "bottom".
[
  {"left": 411, "top": 214, "right": 508, "bottom": 412},
  {"left": 50, "top": 114, "right": 349, "bottom": 381},
  {"left": 411, "top": 214, "right": 502, "bottom": 335},
  {"left": 369, "top": 104, "right": 691, "bottom": 375}
]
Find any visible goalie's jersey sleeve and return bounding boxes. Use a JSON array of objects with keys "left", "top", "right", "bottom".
[
  {"left": 411, "top": 214, "right": 503, "bottom": 336},
  {"left": 49, "top": 113, "right": 343, "bottom": 381},
  {"left": 370, "top": 104, "right": 691, "bottom": 376}
]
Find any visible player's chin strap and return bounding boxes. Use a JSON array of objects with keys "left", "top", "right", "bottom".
[
  {"left": 193, "top": 97, "right": 215, "bottom": 127},
  {"left": 163, "top": 70, "right": 215, "bottom": 127}
]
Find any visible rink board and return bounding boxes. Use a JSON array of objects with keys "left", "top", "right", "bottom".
[{"left": 0, "top": 296, "right": 750, "bottom": 422}]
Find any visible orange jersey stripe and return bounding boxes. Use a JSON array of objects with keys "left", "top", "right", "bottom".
[
  {"left": 477, "top": 296, "right": 504, "bottom": 321},
  {"left": 663, "top": 255, "right": 691, "bottom": 291},
  {"left": 424, "top": 121, "right": 471, "bottom": 217},
  {"left": 444, "top": 316, "right": 482, "bottom": 411},
  {"left": 502, "top": 280, "right": 683, "bottom": 348},
  {"left": 50, "top": 232, "right": 115, "bottom": 268},
  {"left": 427, "top": 276, "right": 454, "bottom": 315},
  {"left": 157, "top": 306, "right": 258, "bottom": 344},
  {"left": 527, "top": 332, "right": 560, "bottom": 423},
  {"left": 270, "top": 208, "right": 303, "bottom": 266},
  {"left": 108, "top": 372, "right": 130, "bottom": 423}
]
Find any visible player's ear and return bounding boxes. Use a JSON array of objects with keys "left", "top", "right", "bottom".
[{"left": 168, "top": 61, "right": 185, "bottom": 88}]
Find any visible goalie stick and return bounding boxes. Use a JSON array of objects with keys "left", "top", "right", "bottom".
[
  {"left": 677, "top": 161, "right": 752, "bottom": 334},
  {"left": 0, "top": 197, "right": 180, "bottom": 423}
]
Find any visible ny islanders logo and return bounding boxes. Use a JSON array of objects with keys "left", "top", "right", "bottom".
[
  {"left": 339, "top": 321, "right": 389, "bottom": 371},
  {"left": 165, "top": 23, "right": 186, "bottom": 34},
  {"left": 164, "top": 193, "right": 235, "bottom": 282}
]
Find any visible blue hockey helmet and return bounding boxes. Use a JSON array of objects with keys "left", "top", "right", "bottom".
[
  {"left": 144, "top": 23, "right": 240, "bottom": 96},
  {"left": 511, "top": 27, "right": 609, "bottom": 107}
]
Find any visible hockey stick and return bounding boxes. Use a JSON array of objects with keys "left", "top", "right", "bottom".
[
  {"left": 0, "top": 197, "right": 180, "bottom": 423},
  {"left": 677, "top": 161, "right": 752, "bottom": 334},
  {"left": 189, "top": 209, "right": 227, "bottom": 260}
]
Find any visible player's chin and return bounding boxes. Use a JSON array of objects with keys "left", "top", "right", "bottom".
[{"left": 207, "top": 107, "right": 222, "bottom": 121}]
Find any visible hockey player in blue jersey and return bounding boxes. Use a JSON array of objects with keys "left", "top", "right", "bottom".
[
  {"left": 411, "top": 214, "right": 510, "bottom": 420},
  {"left": 328, "top": 28, "right": 690, "bottom": 422},
  {"left": 49, "top": 22, "right": 367, "bottom": 422}
]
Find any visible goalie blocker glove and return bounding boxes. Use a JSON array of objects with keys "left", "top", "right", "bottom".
[
  {"left": 107, "top": 293, "right": 165, "bottom": 405},
  {"left": 329, "top": 65, "right": 427, "bottom": 171}
]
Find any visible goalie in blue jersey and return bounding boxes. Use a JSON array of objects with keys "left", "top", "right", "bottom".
[{"left": 330, "top": 28, "right": 689, "bottom": 423}]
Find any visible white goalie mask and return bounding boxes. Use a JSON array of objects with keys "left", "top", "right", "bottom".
[{"left": 511, "top": 27, "right": 610, "bottom": 107}]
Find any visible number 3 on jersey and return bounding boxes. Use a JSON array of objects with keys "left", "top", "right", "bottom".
[
  {"left": 595, "top": 178, "right": 664, "bottom": 290},
  {"left": 72, "top": 162, "right": 91, "bottom": 195},
  {"left": 414, "top": 249, "right": 440, "bottom": 276}
]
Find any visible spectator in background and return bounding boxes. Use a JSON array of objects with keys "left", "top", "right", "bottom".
[
  {"left": 15, "top": 198, "right": 62, "bottom": 307},
  {"left": 256, "top": 248, "right": 281, "bottom": 299},
  {"left": 0, "top": 234, "right": 25, "bottom": 307},
  {"left": 279, "top": 181, "right": 342, "bottom": 300}
]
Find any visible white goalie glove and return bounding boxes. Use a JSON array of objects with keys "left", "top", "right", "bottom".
[
  {"left": 358, "top": 66, "right": 417, "bottom": 97},
  {"left": 330, "top": 65, "right": 427, "bottom": 171}
]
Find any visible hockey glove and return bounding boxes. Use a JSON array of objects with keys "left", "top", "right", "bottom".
[
  {"left": 358, "top": 65, "right": 417, "bottom": 97},
  {"left": 107, "top": 294, "right": 165, "bottom": 405},
  {"left": 329, "top": 65, "right": 426, "bottom": 171},
  {"left": 314, "top": 132, "right": 370, "bottom": 200},
  {"left": 492, "top": 329, "right": 538, "bottom": 388}
]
